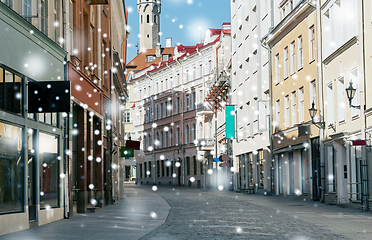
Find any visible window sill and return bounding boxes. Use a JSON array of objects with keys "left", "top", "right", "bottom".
[
  {"left": 284, "top": 76, "right": 289, "bottom": 81},
  {"left": 298, "top": 67, "right": 303, "bottom": 72},
  {"left": 309, "top": 59, "right": 315, "bottom": 64}
]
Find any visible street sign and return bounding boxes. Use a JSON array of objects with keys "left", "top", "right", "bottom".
[
  {"left": 213, "top": 157, "right": 220, "bottom": 162},
  {"left": 226, "top": 105, "right": 235, "bottom": 139},
  {"left": 120, "top": 147, "right": 134, "bottom": 158}
]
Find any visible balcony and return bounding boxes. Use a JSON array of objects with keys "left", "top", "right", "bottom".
[
  {"left": 196, "top": 103, "right": 213, "bottom": 116},
  {"left": 89, "top": 0, "right": 109, "bottom": 5}
]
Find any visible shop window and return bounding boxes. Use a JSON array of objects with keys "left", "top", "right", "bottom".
[
  {"left": 0, "top": 123, "right": 24, "bottom": 213},
  {"left": 0, "top": 67, "right": 23, "bottom": 115}
]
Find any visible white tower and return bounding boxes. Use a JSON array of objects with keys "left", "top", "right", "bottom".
[{"left": 137, "top": 0, "right": 161, "bottom": 51}]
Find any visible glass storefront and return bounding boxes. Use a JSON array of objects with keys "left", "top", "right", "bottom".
[
  {"left": 0, "top": 122, "right": 23, "bottom": 213},
  {"left": 39, "top": 132, "right": 59, "bottom": 209}
]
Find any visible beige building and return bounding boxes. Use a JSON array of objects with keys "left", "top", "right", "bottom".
[
  {"left": 263, "top": 0, "right": 320, "bottom": 199},
  {"left": 320, "top": 0, "right": 371, "bottom": 210}
]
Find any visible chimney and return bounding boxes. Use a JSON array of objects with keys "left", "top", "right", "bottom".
[
  {"left": 166, "top": 38, "right": 172, "bottom": 47},
  {"left": 155, "top": 44, "right": 161, "bottom": 57}
]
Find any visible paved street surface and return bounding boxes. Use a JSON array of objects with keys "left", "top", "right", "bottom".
[{"left": 1, "top": 183, "right": 372, "bottom": 240}]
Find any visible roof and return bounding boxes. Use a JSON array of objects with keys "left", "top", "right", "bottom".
[{"left": 126, "top": 47, "right": 174, "bottom": 73}]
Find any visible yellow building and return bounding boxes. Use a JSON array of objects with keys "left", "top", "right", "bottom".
[{"left": 263, "top": 1, "right": 320, "bottom": 199}]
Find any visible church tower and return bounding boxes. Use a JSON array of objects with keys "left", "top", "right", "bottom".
[{"left": 137, "top": 0, "right": 161, "bottom": 51}]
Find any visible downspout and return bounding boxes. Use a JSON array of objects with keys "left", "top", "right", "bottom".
[
  {"left": 259, "top": 0, "right": 275, "bottom": 195},
  {"left": 359, "top": 0, "right": 369, "bottom": 211},
  {"left": 315, "top": 0, "right": 325, "bottom": 203},
  {"left": 62, "top": 0, "right": 69, "bottom": 219}
]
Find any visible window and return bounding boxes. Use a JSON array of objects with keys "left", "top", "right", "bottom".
[
  {"left": 146, "top": 55, "right": 155, "bottom": 62},
  {"left": 299, "top": 88, "right": 304, "bottom": 123},
  {"left": 89, "top": 26, "right": 94, "bottom": 65},
  {"left": 156, "top": 132, "right": 159, "bottom": 149},
  {"left": 165, "top": 101, "right": 167, "bottom": 117},
  {"left": 192, "top": 92, "right": 196, "bottom": 109},
  {"left": 177, "top": 97, "right": 180, "bottom": 114},
  {"left": 40, "top": 0, "right": 48, "bottom": 34},
  {"left": 337, "top": 77, "right": 345, "bottom": 122},
  {"left": 193, "top": 157, "right": 197, "bottom": 175},
  {"left": 160, "top": 132, "right": 163, "bottom": 148},
  {"left": 284, "top": 47, "right": 289, "bottom": 79},
  {"left": 161, "top": 54, "right": 169, "bottom": 62},
  {"left": 192, "top": 123, "right": 196, "bottom": 142},
  {"left": 124, "top": 109, "right": 130, "bottom": 123},
  {"left": 276, "top": 100, "right": 280, "bottom": 130},
  {"left": 285, "top": 96, "right": 289, "bottom": 128},
  {"left": 290, "top": 41, "right": 295, "bottom": 75},
  {"left": 199, "top": 64, "right": 203, "bottom": 77},
  {"left": 186, "top": 95, "right": 190, "bottom": 111},
  {"left": 54, "top": 0, "right": 60, "bottom": 42},
  {"left": 170, "top": 129, "right": 173, "bottom": 146},
  {"left": 141, "top": 15, "right": 143, "bottom": 24},
  {"left": 326, "top": 82, "right": 334, "bottom": 125},
  {"left": 291, "top": 92, "right": 297, "bottom": 126},
  {"left": 187, "top": 157, "right": 190, "bottom": 175},
  {"left": 69, "top": 0, "right": 73, "bottom": 53},
  {"left": 309, "top": 25, "right": 315, "bottom": 62},
  {"left": 165, "top": 131, "right": 168, "bottom": 147},
  {"left": 298, "top": 35, "right": 303, "bottom": 69},
  {"left": 154, "top": 15, "right": 157, "bottom": 24},
  {"left": 160, "top": 103, "right": 163, "bottom": 118},
  {"left": 147, "top": 14, "right": 149, "bottom": 23},
  {"left": 0, "top": 123, "right": 23, "bottom": 213},
  {"left": 156, "top": 104, "right": 159, "bottom": 119},
  {"left": 275, "top": 54, "right": 279, "bottom": 84},
  {"left": 185, "top": 125, "right": 190, "bottom": 144},
  {"left": 169, "top": 100, "right": 173, "bottom": 115},
  {"left": 1, "top": 67, "right": 22, "bottom": 115}
]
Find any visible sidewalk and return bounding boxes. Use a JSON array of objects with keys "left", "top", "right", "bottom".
[{"left": 0, "top": 186, "right": 170, "bottom": 240}]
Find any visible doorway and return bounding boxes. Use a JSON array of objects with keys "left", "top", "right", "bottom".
[
  {"left": 311, "top": 137, "right": 321, "bottom": 201},
  {"left": 27, "top": 130, "right": 37, "bottom": 222}
]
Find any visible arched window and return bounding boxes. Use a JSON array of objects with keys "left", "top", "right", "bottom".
[
  {"left": 185, "top": 125, "right": 189, "bottom": 144},
  {"left": 154, "top": 15, "right": 157, "bottom": 24},
  {"left": 147, "top": 14, "right": 149, "bottom": 23}
]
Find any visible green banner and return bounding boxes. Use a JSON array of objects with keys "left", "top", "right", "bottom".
[
  {"left": 120, "top": 147, "right": 134, "bottom": 158},
  {"left": 226, "top": 105, "right": 235, "bottom": 139}
]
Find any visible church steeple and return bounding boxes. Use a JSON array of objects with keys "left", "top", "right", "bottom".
[{"left": 137, "top": 0, "right": 161, "bottom": 51}]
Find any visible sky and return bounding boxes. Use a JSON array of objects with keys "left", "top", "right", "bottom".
[{"left": 125, "top": 0, "right": 231, "bottom": 62}]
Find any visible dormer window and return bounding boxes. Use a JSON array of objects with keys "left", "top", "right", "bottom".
[
  {"left": 146, "top": 55, "right": 155, "bottom": 62},
  {"left": 161, "top": 54, "right": 169, "bottom": 62}
]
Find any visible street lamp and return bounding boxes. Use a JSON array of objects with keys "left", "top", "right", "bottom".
[
  {"left": 345, "top": 81, "right": 360, "bottom": 109},
  {"left": 308, "top": 101, "right": 325, "bottom": 129}
]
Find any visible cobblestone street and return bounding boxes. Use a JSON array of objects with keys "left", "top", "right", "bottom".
[
  {"left": 141, "top": 186, "right": 372, "bottom": 240},
  {"left": 2, "top": 184, "right": 372, "bottom": 240}
]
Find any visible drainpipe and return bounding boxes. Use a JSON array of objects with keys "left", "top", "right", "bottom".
[
  {"left": 314, "top": 0, "right": 326, "bottom": 203},
  {"left": 358, "top": 0, "right": 369, "bottom": 211}
]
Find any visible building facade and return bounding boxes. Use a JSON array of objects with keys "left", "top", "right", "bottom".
[
  {"left": 263, "top": 0, "right": 320, "bottom": 199},
  {"left": 128, "top": 27, "right": 231, "bottom": 188},
  {"left": 230, "top": 0, "right": 274, "bottom": 194},
  {"left": 0, "top": 1, "right": 67, "bottom": 235}
]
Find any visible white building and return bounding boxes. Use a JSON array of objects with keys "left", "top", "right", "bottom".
[
  {"left": 128, "top": 26, "right": 231, "bottom": 187},
  {"left": 230, "top": 0, "right": 279, "bottom": 194}
]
